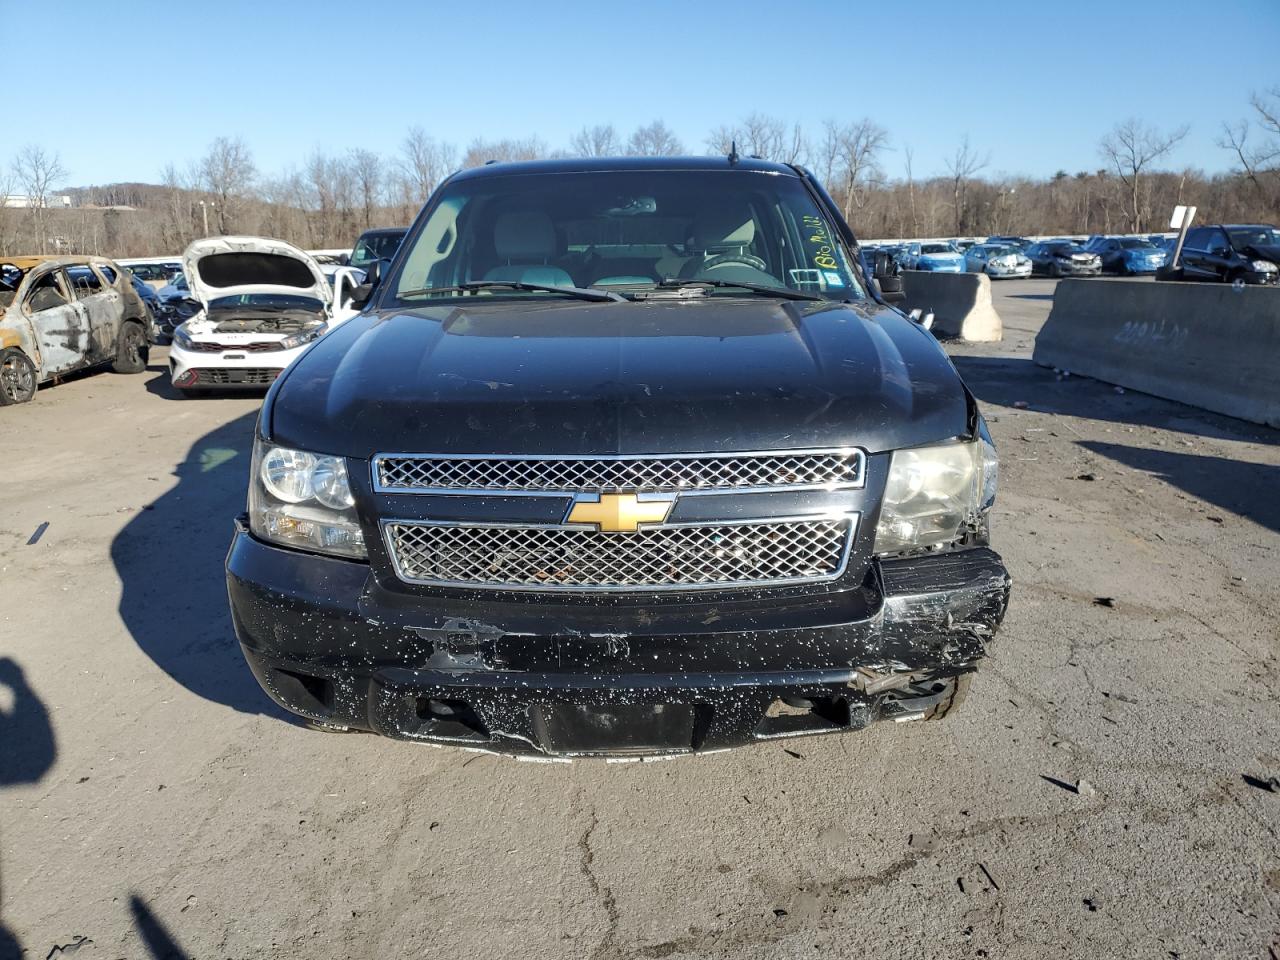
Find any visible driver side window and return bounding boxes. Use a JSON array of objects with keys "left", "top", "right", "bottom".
[{"left": 26, "top": 271, "right": 70, "bottom": 313}]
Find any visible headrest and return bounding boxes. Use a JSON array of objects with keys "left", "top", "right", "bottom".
[
  {"left": 691, "top": 204, "right": 756, "bottom": 251},
  {"left": 493, "top": 211, "right": 557, "bottom": 261}
]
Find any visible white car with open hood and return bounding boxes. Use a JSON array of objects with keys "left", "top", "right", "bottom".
[{"left": 168, "top": 236, "right": 363, "bottom": 394}]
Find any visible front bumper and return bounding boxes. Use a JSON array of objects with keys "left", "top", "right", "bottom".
[
  {"left": 987, "top": 265, "right": 1032, "bottom": 279},
  {"left": 169, "top": 341, "right": 302, "bottom": 389},
  {"left": 226, "top": 522, "right": 1011, "bottom": 757}
]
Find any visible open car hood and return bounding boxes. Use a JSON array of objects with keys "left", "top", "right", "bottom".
[{"left": 181, "top": 236, "right": 330, "bottom": 308}]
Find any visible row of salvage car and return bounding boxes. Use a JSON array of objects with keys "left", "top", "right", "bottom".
[{"left": 0, "top": 237, "right": 374, "bottom": 404}]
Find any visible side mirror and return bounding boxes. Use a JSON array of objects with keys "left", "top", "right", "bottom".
[
  {"left": 876, "top": 275, "right": 905, "bottom": 303},
  {"left": 908, "top": 308, "right": 935, "bottom": 331},
  {"left": 349, "top": 258, "right": 391, "bottom": 311}
]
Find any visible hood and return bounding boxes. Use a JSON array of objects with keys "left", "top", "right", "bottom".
[
  {"left": 266, "top": 297, "right": 972, "bottom": 460},
  {"left": 181, "top": 236, "right": 330, "bottom": 307},
  {"left": 919, "top": 251, "right": 963, "bottom": 262},
  {"left": 1243, "top": 243, "right": 1280, "bottom": 263}
]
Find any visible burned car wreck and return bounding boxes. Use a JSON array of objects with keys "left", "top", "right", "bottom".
[{"left": 226, "top": 157, "right": 1011, "bottom": 757}]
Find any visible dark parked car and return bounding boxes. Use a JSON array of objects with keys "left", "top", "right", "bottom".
[
  {"left": 349, "top": 227, "right": 408, "bottom": 272},
  {"left": 1159, "top": 224, "right": 1280, "bottom": 285},
  {"left": 226, "top": 156, "right": 1009, "bottom": 758},
  {"left": 1084, "top": 236, "right": 1168, "bottom": 275},
  {"left": 1025, "top": 240, "right": 1102, "bottom": 277}
]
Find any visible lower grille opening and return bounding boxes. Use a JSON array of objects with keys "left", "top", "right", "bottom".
[
  {"left": 271, "top": 668, "right": 335, "bottom": 718},
  {"left": 412, "top": 697, "right": 489, "bottom": 741},
  {"left": 754, "top": 696, "right": 862, "bottom": 739},
  {"left": 193, "top": 367, "right": 281, "bottom": 385}
]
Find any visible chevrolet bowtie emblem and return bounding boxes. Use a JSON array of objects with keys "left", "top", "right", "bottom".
[{"left": 566, "top": 493, "right": 675, "bottom": 532}]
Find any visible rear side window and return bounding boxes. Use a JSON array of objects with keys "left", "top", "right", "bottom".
[
  {"left": 97, "top": 264, "right": 118, "bottom": 284},
  {"left": 67, "top": 266, "right": 103, "bottom": 298}
]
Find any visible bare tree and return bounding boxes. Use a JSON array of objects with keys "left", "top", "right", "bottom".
[
  {"left": 944, "top": 136, "right": 989, "bottom": 235},
  {"left": 0, "top": 168, "right": 18, "bottom": 256},
  {"left": 627, "top": 121, "right": 683, "bottom": 157},
  {"left": 399, "top": 127, "right": 457, "bottom": 206},
  {"left": 1218, "top": 87, "right": 1280, "bottom": 208},
  {"left": 570, "top": 124, "right": 621, "bottom": 157},
  {"left": 903, "top": 145, "right": 918, "bottom": 238},
  {"left": 1099, "top": 119, "right": 1189, "bottom": 232},
  {"left": 12, "top": 145, "right": 68, "bottom": 253},
  {"left": 349, "top": 148, "right": 383, "bottom": 230},
  {"left": 831, "top": 120, "right": 889, "bottom": 224},
  {"left": 461, "top": 137, "right": 546, "bottom": 168},
  {"left": 197, "top": 137, "right": 256, "bottom": 234},
  {"left": 706, "top": 114, "right": 806, "bottom": 163}
]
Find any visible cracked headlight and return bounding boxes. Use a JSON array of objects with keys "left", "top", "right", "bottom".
[
  {"left": 248, "top": 439, "right": 366, "bottom": 558},
  {"left": 874, "top": 430, "right": 997, "bottom": 556},
  {"left": 278, "top": 324, "right": 327, "bottom": 350}
]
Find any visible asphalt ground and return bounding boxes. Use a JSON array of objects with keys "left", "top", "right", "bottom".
[{"left": 1, "top": 277, "right": 1277, "bottom": 959}]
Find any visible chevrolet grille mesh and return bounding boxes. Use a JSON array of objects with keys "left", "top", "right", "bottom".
[
  {"left": 386, "top": 518, "right": 852, "bottom": 591},
  {"left": 375, "top": 452, "right": 863, "bottom": 493}
]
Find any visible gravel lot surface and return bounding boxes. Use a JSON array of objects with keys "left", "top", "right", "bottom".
[{"left": 2, "top": 277, "right": 1277, "bottom": 959}]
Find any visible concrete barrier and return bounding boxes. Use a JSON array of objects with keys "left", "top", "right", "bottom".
[
  {"left": 900, "top": 271, "right": 1002, "bottom": 342},
  {"left": 1033, "top": 279, "right": 1280, "bottom": 428}
]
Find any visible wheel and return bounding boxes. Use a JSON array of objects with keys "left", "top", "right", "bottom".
[
  {"left": 113, "top": 320, "right": 148, "bottom": 374},
  {"left": 1049, "top": 261, "right": 1061, "bottom": 278},
  {"left": 0, "top": 348, "right": 38, "bottom": 405},
  {"left": 922, "top": 674, "right": 972, "bottom": 721},
  {"left": 1155, "top": 264, "right": 1183, "bottom": 282}
]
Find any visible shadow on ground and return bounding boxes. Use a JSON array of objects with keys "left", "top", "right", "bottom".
[
  {"left": 130, "top": 895, "right": 192, "bottom": 960},
  {"left": 951, "top": 355, "right": 1280, "bottom": 446},
  {"left": 0, "top": 657, "right": 56, "bottom": 960},
  {"left": 1080, "top": 441, "right": 1280, "bottom": 534},
  {"left": 109, "top": 408, "right": 290, "bottom": 719}
]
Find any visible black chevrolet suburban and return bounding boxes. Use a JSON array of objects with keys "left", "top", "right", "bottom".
[{"left": 226, "top": 156, "right": 1010, "bottom": 758}]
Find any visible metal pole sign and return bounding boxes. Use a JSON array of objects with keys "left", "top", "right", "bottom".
[{"left": 1169, "top": 205, "right": 1197, "bottom": 271}]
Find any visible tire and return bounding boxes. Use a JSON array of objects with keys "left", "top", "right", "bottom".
[
  {"left": 1049, "top": 261, "right": 1061, "bottom": 278},
  {"left": 922, "top": 674, "right": 972, "bottom": 721},
  {"left": 0, "top": 348, "right": 38, "bottom": 405},
  {"left": 113, "top": 320, "right": 148, "bottom": 374},
  {"left": 1155, "top": 264, "right": 1183, "bottom": 282}
]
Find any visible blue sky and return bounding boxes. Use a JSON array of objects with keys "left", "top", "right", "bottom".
[{"left": 9, "top": 0, "right": 1279, "bottom": 186}]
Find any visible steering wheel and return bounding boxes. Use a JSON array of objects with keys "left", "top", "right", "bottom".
[{"left": 699, "top": 253, "right": 769, "bottom": 272}]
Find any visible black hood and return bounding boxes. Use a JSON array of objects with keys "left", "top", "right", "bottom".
[
  {"left": 1242, "top": 243, "right": 1280, "bottom": 263},
  {"left": 266, "top": 297, "right": 972, "bottom": 459}
]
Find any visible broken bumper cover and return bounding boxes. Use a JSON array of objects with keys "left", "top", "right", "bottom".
[{"left": 226, "top": 523, "right": 1010, "bottom": 757}]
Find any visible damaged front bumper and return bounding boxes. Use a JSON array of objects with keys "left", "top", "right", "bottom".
[{"left": 226, "top": 522, "right": 1010, "bottom": 757}]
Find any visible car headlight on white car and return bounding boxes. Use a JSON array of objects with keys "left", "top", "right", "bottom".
[
  {"left": 874, "top": 431, "right": 998, "bottom": 556},
  {"left": 172, "top": 326, "right": 194, "bottom": 350},
  {"left": 278, "top": 324, "right": 328, "bottom": 350},
  {"left": 248, "top": 440, "right": 366, "bottom": 559}
]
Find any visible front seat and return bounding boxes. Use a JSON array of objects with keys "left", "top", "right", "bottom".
[
  {"left": 483, "top": 211, "right": 574, "bottom": 287},
  {"left": 678, "top": 203, "right": 758, "bottom": 279}
]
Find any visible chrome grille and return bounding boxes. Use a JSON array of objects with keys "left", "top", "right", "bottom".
[
  {"left": 374, "top": 451, "right": 864, "bottom": 494},
  {"left": 385, "top": 517, "right": 855, "bottom": 591}
]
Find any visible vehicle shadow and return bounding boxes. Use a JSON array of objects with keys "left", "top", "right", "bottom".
[
  {"left": 1079, "top": 441, "right": 1280, "bottom": 534},
  {"left": 950, "top": 355, "right": 1280, "bottom": 446},
  {"left": 108, "top": 409, "right": 292, "bottom": 720},
  {"left": 0, "top": 657, "right": 57, "bottom": 960},
  {"left": 142, "top": 363, "right": 270, "bottom": 405}
]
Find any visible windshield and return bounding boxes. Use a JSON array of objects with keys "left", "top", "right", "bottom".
[
  {"left": 1119, "top": 239, "right": 1155, "bottom": 249},
  {"left": 208, "top": 293, "right": 324, "bottom": 312},
  {"left": 920, "top": 244, "right": 953, "bottom": 254},
  {"left": 350, "top": 230, "right": 407, "bottom": 269},
  {"left": 1228, "top": 226, "right": 1280, "bottom": 249},
  {"left": 389, "top": 170, "right": 864, "bottom": 304}
]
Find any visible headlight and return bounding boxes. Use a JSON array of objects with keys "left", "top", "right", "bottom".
[
  {"left": 1250, "top": 260, "right": 1277, "bottom": 272},
  {"left": 874, "top": 433, "right": 997, "bottom": 556},
  {"left": 172, "top": 326, "right": 193, "bottom": 350},
  {"left": 248, "top": 439, "right": 366, "bottom": 559},
  {"left": 278, "top": 324, "right": 327, "bottom": 350}
]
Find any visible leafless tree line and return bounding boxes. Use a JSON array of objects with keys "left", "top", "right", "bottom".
[{"left": 4, "top": 95, "right": 1279, "bottom": 259}]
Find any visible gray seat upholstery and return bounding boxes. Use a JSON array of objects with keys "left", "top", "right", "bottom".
[
  {"left": 483, "top": 211, "right": 574, "bottom": 287},
  {"left": 678, "top": 203, "right": 757, "bottom": 279}
]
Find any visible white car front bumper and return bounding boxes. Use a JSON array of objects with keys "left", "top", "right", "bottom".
[{"left": 169, "top": 340, "right": 310, "bottom": 390}]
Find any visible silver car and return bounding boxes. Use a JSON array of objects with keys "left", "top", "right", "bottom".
[{"left": 964, "top": 243, "right": 1032, "bottom": 279}]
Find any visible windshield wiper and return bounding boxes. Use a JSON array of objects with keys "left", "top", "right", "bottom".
[
  {"left": 397, "top": 280, "right": 625, "bottom": 303},
  {"left": 649, "top": 278, "right": 823, "bottom": 302}
]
